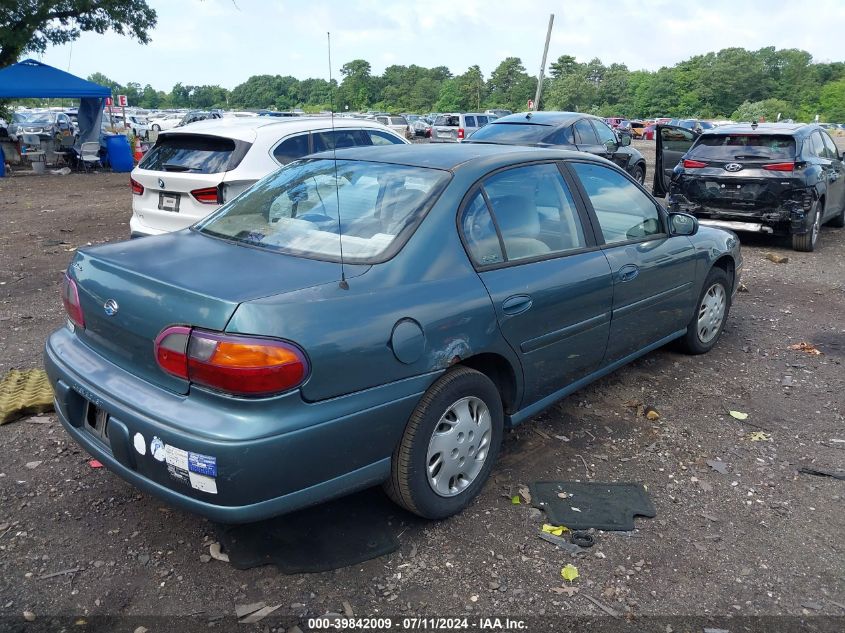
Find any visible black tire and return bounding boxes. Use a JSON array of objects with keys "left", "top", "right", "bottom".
[
  {"left": 630, "top": 163, "right": 645, "bottom": 184},
  {"left": 384, "top": 366, "right": 504, "bottom": 519},
  {"left": 792, "top": 201, "right": 822, "bottom": 252},
  {"left": 678, "top": 267, "right": 732, "bottom": 355},
  {"left": 827, "top": 203, "right": 845, "bottom": 228}
]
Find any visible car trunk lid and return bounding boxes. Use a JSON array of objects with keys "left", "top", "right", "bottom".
[{"left": 70, "top": 231, "right": 344, "bottom": 394}]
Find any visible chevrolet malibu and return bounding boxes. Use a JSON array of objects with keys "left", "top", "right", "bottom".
[{"left": 45, "top": 144, "right": 742, "bottom": 523}]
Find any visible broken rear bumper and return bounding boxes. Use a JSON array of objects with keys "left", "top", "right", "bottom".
[{"left": 668, "top": 192, "right": 815, "bottom": 236}]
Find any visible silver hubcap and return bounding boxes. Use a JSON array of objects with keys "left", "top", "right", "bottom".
[
  {"left": 811, "top": 208, "right": 821, "bottom": 245},
  {"left": 697, "top": 283, "right": 726, "bottom": 343},
  {"left": 426, "top": 396, "right": 492, "bottom": 497}
]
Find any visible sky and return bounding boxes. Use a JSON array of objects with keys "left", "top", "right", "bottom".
[{"left": 38, "top": 0, "right": 845, "bottom": 91}]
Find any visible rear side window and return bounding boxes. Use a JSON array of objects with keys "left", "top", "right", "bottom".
[
  {"left": 688, "top": 134, "right": 796, "bottom": 161},
  {"left": 574, "top": 120, "right": 598, "bottom": 145},
  {"left": 139, "top": 134, "right": 241, "bottom": 174},
  {"left": 809, "top": 132, "right": 826, "bottom": 158},
  {"left": 461, "top": 163, "right": 586, "bottom": 265},
  {"left": 468, "top": 123, "right": 554, "bottom": 143},
  {"left": 312, "top": 129, "right": 372, "bottom": 152},
  {"left": 571, "top": 162, "right": 661, "bottom": 244},
  {"left": 273, "top": 134, "right": 309, "bottom": 165},
  {"left": 476, "top": 115, "right": 489, "bottom": 126},
  {"left": 464, "top": 116, "right": 477, "bottom": 128},
  {"left": 461, "top": 191, "right": 504, "bottom": 266}
]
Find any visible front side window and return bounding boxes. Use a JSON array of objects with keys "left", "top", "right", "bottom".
[
  {"left": 571, "top": 162, "right": 662, "bottom": 244},
  {"left": 592, "top": 120, "right": 617, "bottom": 148},
  {"left": 469, "top": 163, "right": 586, "bottom": 263},
  {"left": 821, "top": 131, "right": 839, "bottom": 160},
  {"left": 574, "top": 119, "right": 598, "bottom": 145},
  {"left": 197, "top": 159, "right": 450, "bottom": 263},
  {"left": 368, "top": 129, "right": 406, "bottom": 146}
]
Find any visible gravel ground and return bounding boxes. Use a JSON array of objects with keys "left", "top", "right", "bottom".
[{"left": 0, "top": 140, "right": 843, "bottom": 631}]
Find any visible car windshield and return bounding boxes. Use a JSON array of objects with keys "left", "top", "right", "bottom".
[
  {"left": 139, "top": 134, "right": 238, "bottom": 173},
  {"left": 688, "top": 134, "right": 796, "bottom": 160},
  {"left": 26, "top": 113, "right": 55, "bottom": 125},
  {"left": 467, "top": 122, "right": 553, "bottom": 143},
  {"left": 196, "top": 159, "right": 450, "bottom": 263}
]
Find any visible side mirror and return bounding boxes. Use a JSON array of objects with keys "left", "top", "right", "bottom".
[
  {"left": 669, "top": 212, "right": 698, "bottom": 236},
  {"left": 618, "top": 133, "right": 631, "bottom": 147}
]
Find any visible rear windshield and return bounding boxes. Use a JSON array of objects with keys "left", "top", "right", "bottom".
[
  {"left": 467, "top": 122, "right": 553, "bottom": 143},
  {"left": 139, "top": 134, "right": 242, "bottom": 174},
  {"left": 388, "top": 117, "right": 407, "bottom": 126},
  {"left": 196, "top": 159, "right": 450, "bottom": 263},
  {"left": 688, "top": 134, "right": 796, "bottom": 161},
  {"left": 435, "top": 115, "right": 459, "bottom": 127}
]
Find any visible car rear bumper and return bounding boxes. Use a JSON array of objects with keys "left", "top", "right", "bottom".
[
  {"left": 669, "top": 191, "right": 815, "bottom": 235},
  {"left": 44, "top": 327, "right": 433, "bottom": 523}
]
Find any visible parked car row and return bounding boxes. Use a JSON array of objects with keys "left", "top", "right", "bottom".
[{"left": 55, "top": 108, "right": 840, "bottom": 526}]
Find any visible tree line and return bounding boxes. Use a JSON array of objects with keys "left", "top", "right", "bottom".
[{"left": 81, "top": 47, "right": 845, "bottom": 122}]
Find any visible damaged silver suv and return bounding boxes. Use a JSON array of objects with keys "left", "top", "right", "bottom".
[{"left": 653, "top": 122, "right": 845, "bottom": 252}]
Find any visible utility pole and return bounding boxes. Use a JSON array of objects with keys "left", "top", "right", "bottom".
[{"left": 533, "top": 14, "right": 554, "bottom": 111}]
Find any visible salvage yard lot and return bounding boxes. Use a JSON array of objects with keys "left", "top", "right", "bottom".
[{"left": 1, "top": 140, "right": 844, "bottom": 627}]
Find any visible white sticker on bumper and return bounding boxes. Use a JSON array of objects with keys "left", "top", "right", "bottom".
[{"left": 189, "top": 471, "right": 218, "bottom": 494}]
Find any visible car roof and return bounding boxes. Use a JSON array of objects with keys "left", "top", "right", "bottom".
[
  {"left": 701, "top": 122, "right": 811, "bottom": 136},
  {"left": 487, "top": 111, "right": 588, "bottom": 126},
  {"left": 159, "top": 116, "right": 399, "bottom": 143},
  {"left": 311, "top": 142, "right": 603, "bottom": 172}
]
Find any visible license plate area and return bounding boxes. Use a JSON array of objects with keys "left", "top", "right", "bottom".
[
  {"left": 84, "top": 402, "right": 110, "bottom": 443},
  {"left": 158, "top": 191, "right": 181, "bottom": 212}
]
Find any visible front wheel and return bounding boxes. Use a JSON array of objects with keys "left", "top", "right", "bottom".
[
  {"left": 792, "top": 201, "right": 822, "bottom": 252},
  {"left": 630, "top": 164, "right": 645, "bottom": 184},
  {"left": 678, "top": 267, "right": 731, "bottom": 355},
  {"left": 384, "top": 367, "right": 503, "bottom": 519}
]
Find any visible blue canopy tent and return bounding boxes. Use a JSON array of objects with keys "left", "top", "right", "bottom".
[{"left": 0, "top": 59, "right": 110, "bottom": 146}]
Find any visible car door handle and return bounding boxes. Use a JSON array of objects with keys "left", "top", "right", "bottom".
[
  {"left": 502, "top": 294, "right": 533, "bottom": 315},
  {"left": 619, "top": 264, "right": 640, "bottom": 282}
]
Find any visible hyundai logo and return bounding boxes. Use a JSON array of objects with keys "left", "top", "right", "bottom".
[
  {"left": 158, "top": 177, "right": 165, "bottom": 189},
  {"left": 724, "top": 163, "right": 743, "bottom": 172},
  {"left": 103, "top": 299, "right": 119, "bottom": 317}
]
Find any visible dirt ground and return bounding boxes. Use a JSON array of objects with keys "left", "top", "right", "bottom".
[{"left": 1, "top": 140, "right": 844, "bottom": 632}]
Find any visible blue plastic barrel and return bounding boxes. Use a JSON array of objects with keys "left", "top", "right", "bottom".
[{"left": 105, "top": 134, "right": 133, "bottom": 173}]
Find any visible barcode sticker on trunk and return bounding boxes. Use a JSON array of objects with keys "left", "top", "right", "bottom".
[{"left": 189, "top": 471, "right": 218, "bottom": 494}]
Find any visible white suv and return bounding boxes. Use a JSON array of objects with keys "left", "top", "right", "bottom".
[{"left": 129, "top": 117, "right": 409, "bottom": 237}]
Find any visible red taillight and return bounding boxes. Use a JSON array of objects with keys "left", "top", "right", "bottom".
[
  {"left": 762, "top": 162, "right": 795, "bottom": 172},
  {"left": 682, "top": 159, "right": 708, "bottom": 169},
  {"left": 190, "top": 186, "right": 220, "bottom": 204},
  {"left": 60, "top": 273, "right": 85, "bottom": 329},
  {"left": 130, "top": 177, "right": 144, "bottom": 195},
  {"left": 154, "top": 327, "right": 308, "bottom": 396},
  {"left": 457, "top": 128, "right": 465, "bottom": 140}
]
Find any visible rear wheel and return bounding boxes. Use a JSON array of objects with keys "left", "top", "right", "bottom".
[
  {"left": 678, "top": 267, "right": 731, "bottom": 355},
  {"left": 384, "top": 367, "right": 503, "bottom": 519},
  {"left": 792, "top": 201, "right": 822, "bottom": 252}
]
